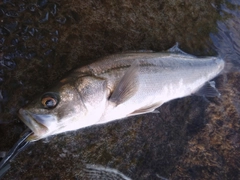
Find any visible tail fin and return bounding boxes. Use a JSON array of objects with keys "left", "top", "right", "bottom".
[
  {"left": 210, "top": 4, "right": 240, "bottom": 74},
  {"left": 224, "top": 61, "right": 240, "bottom": 73}
]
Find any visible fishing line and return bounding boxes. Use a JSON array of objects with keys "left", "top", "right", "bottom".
[{"left": 0, "top": 129, "right": 33, "bottom": 179}]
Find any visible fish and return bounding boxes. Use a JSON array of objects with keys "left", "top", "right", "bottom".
[{"left": 18, "top": 44, "right": 225, "bottom": 141}]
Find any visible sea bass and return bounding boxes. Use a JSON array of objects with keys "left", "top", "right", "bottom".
[{"left": 18, "top": 46, "right": 225, "bottom": 141}]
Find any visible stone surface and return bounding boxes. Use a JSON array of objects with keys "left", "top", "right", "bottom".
[{"left": 0, "top": 0, "right": 240, "bottom": 179}]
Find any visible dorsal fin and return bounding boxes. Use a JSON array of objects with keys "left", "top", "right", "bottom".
[{"left": 168, "top": 42, "right": 191, "bottom": 56}]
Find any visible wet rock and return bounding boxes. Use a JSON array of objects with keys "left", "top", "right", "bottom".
[
  {"left": 56, "top": 15, "right": 66, "bottom": 24},
  {"left": 21, "top": 35, "right": 29, "bottom": 41},
  {"left": 0, "top": 77, "right": 4, "bottom": 84},
  {"left": 51, "top": 37, "right": 58, "bottom": 43},
  {"left": 68, "top": 10, "right": 80, "bottom": 22},
  {"left": 36, "top": 29, "right": 48, "bottom": 40},
  {"left": 37, "top": 0, "right": 48, "bottom": 8},
  {"left": 25, "top": 51, "right": 36, "bottom": 60},
  {"left": 5, "top": 10, "right": 19, "bottom": 17},
  {"left": 0, "top": 27, "right": 10, "bottom": 36},
  {"left": 23, "top": 16, "right": 34, "bottom": 24},
  {"left": 3, "top": 21, "right": 18, "bottom": 33},
  {"left": 18, "top": 3, "right": 26, "bottom": 12},
  {"left": 28, "top": 4, "right": 36, "bottom": 12},
  {"left": 3, "top": 59, "right": 16, "bottom": 69},
  {"left": 28, "top": 27, "right": 35, "bottom": 36},
  {"left": 10, "top": 38, "right": 18, "bottom": 46},
  {"left": 0, "top": 38, "right": 5, "bottom": 45},
  {"left": 41, "top": 42, "right": 47, "bottom": 48},
  {"left": 0, "top": 7, "right": 4, "bottom": 16},
  {"left": 44, "top": 49, "right": 52, "bottom": 56},
  {"left": 50, "top": 4, "right": 57, "bottom": 16},
  {"left": 2, "top": 0, "right": 14, "bottom": 5},
  {"left": 49, "top": 30, "right": 58, "bottom": 36},
  {"left": 20, "top": 25, "right": 28, "bottom": 35},
  {"left": 0, "top": 69, "right": 4, "bottom": 84},
  {"left": 39, "top": 11, "right": 49, "bottom": 23},
  {"left": 0, "top": 89, "right": 8, "bottom": 102},
  {"left": 3, "top": 53, "right": 14, "bottom": 60},
  {"left": 13, "top": 50, "right": 24, "bottom": 59}
]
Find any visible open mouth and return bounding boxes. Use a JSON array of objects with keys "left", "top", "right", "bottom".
[{"left": 18, "top": 109, "right": 49, "bottom": 141}]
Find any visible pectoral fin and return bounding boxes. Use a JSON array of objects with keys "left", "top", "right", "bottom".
[
  {"left": 109, "top": 61, "right": 139, "bottom": 106},
  {"left": 194, "top": 81, "right": 221, "bottom": 97}
]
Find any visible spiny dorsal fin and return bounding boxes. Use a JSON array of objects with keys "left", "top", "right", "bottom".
[
  {"left": 194, "top": 81, "right": 221, "bottom": 97},
  {"left": 109, "top": 61, "right": 139, "bottom": 106}
]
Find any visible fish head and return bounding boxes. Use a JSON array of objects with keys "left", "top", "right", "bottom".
[
  {"left": 18, "top": 75, "right": 108, "bottom": 141},
  {"left": 18, "top": 81, "right": 89, "bottom": 141}
]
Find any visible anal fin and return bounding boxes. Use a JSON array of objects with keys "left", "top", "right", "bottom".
[{"left": 194, "top": 81, "right": 221, "bottom": 97}]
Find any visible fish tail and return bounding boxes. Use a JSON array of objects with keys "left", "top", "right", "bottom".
[{"left": 223, "top": 59, "right": 240, "bottom": 73}]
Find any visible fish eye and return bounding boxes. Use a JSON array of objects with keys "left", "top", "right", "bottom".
[{"left": 41, "top": 93, "right": 58, "bottom": 109}]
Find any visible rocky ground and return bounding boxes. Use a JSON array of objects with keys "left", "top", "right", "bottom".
[{"left": 0, "top": 0, "right": 239, "bottom": 179}]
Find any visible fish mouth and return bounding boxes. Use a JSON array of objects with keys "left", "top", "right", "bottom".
[{"left": 18, "top": 109, "right": 49, "bottom": 141}]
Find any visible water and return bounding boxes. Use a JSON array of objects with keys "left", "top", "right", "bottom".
[{"left": 0, "top": 0, "right": 240, "bottom": 179}]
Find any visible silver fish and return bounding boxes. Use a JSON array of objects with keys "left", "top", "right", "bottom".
[{"left": 18, "top": 45, "right": 225, "bottom": 141}]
